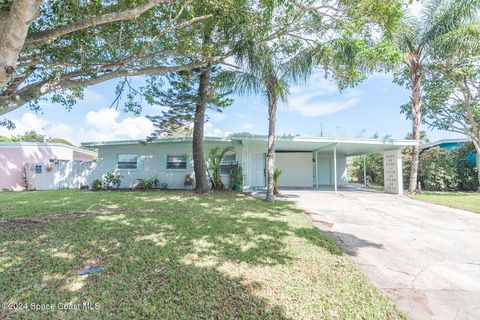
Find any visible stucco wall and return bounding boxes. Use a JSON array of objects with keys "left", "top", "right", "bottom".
[
  {"left": 90, "top": 141, "right": 240, "bottom": 189},
  {"left": 0, "top": 144, "right": 96, "bottom": 191}
]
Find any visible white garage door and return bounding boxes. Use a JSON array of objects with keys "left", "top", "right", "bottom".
[{"left": 275, "top": 152, "right": 312, "bottom": 187}]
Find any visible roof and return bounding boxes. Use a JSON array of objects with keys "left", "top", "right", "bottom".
[
  {"left": 421, "top": 138, "right": 471, "bottom": 150},
  {"left": 0, "top": 142, "right": 97, "bottom": 157},
  {"left": 82, "top": 135, "right": 417, "bottom": 156}
]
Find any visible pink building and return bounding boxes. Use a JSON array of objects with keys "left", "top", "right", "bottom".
[{"left": 0, "top": 142, "right": 97, "bottom": 191}]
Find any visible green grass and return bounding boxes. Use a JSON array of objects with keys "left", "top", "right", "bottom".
[
  {"left": 411, "top": 191, "right": 480, "bottom": 213},
  {"left": 0, "top": 190, "right": 405, "bottom": 319}
]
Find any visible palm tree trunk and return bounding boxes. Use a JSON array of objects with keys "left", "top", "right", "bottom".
[
  {"left": 193, "top": 63, "right": 211, "bottom": 193},
  {"left": 266, "top": 89, "right": 277, "bottom": 202},
  {"left": 408, "top": 57, "right": 422, "bottom": 193}
]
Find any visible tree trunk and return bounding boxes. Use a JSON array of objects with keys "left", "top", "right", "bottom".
[
  {"left": 193, "top": 63, "right": 211, "bottom": 193},
  {"left": 266, "top": 88, "right": 277, "bottom": 202},
  {"left": 408, "top": 56, "right": 423, "bottom": 193},
  {"left": 0, "top": 0, "right": 42, "bottom": 89}
]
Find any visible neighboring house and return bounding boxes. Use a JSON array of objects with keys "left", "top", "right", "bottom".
[
  {"left": 422, "top": 138, "right": 476, "bottom": 165},
  {"left": 0, "top": 142, "right": 97, "bottom": 191},
  {"left": 82, "top": 135, "right": 416, "bottom": 195}
]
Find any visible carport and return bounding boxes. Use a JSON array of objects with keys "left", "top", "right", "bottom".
[{"left": 236, "top": 135, "right": 418, "bottom": 195}]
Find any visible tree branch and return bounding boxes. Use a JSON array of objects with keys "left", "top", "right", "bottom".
[{"left": 24, "top": 0, "right": 175, "bottom": 48}]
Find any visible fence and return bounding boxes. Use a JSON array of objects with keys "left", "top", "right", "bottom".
[{"left": 25, "top": 161, "right": 96, "bottom": 190}]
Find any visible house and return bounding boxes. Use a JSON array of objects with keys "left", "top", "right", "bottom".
[
  {"left": 0, "top": 142, "right": 97, "bottom": 191},
  {"left": 422, "top": 138, "right": 476, "bottom": 165},
  {"left": 82, "top": 135, "right": 417, "bottom": 195}
]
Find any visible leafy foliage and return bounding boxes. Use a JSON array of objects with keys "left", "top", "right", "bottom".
[
  {"left": 102, "top": 171, "right": 123, "bottom": 190},
  {"left": 146, "top": 67, "right": 233, "bottom": 139},
  {"left": 273, "top": 168, "right": 282, "bottom": 195},
  {"left": 418, "top": 147, "right": 459, "bottom": 191},
  {"left": 134, "top": 177, "right": 160, "bottom": 190},
  {"left": 208, "top": 146, "right": 233, "bottom": 190},
  {"left": 229, "top": 163, "right": 243, "bottom": 190},
  {"left": 91, "top": 179, "right": 104, "bottom": 191}
]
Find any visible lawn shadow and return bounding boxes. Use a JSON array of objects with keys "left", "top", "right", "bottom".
[
  {"left": 0, "top": 192, "right": 303, "bottom": 319},
  {"left": 326, "top": 231, "right": 384, "bottom": 256}
]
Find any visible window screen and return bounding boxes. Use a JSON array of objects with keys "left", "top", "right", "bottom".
[
  {"left": 220, "top": 154, "right": 236, "bottom": 175},
  {"left": 117, "top": 154, "right": 138, "bottom": 169},
  {"left": 167, "top": 154, "right": 187, "bottom": 170}
]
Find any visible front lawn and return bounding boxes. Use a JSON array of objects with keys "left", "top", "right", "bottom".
[
  {"left": 0, "top": 190, "right": 405, "bottom": 319},
  {"left": 411, "top": 191, "right": 480, "bottom": 213}
]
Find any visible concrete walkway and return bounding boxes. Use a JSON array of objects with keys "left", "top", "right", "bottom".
[{"left": 288, "top": 189, "right": 480, "bottom": 320}]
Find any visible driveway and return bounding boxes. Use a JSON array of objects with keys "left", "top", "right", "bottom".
[{"left": 288, "top": 189, "right": 480, "bottom": 320}]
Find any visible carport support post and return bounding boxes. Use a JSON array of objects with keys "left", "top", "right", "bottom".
[
  {"left": 315, "top": 152, "right": 318, "bottom": 188},
  {"left": 333, "top": 144, "right": 337, "bottom": 194},
  {"left": 363, "top": 155, "right": 367, "bottom": 189}
]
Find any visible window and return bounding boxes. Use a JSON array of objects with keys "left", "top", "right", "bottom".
[
  {"left": 117, "top": 154, "right": 138, "bottom": 169},
  {"left": 34, "top": 165, "right": 42, "bottom": 174},
  {"left": 167, "top": 154, "right": 187, "bottom": 170},
  {"left": 220, "top": 153, "right": 236, "bottom": 175}
]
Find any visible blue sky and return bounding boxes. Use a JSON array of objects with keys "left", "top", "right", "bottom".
[
  {"left": 0, "top": 70, "right": 464, "bottom": 146},
  {"left": 0, "top": 2, "right": 465, "bottom": 146}
]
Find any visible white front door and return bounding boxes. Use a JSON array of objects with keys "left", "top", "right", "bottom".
[
  {"left": 317, "top": 159, "right": 331, "bottom": 185},
  {"left": 250, "top": 153, "right": 265, "bottom": 187}
]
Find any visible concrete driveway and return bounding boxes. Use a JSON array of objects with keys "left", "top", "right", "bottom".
[{"left": 288, "top": 189, "right": 480, "bottom": 320}]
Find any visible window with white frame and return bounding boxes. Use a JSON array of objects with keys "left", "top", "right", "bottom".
[
  {"left": 166, "top": 154, "right": 187, "bottom": 170},
  {"left": 117, "top": 154, "right": 138, "bottom": 169},
  {"left": 220, "top": 153, "right": 236, "bottom": 175},
  {"left": 34, "top": 164, "right": 42, "bottom": 174}
]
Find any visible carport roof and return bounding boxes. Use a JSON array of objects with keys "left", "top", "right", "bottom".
[
  {"left": 82, "top": 134, "right": 417, "bottom": 156},
  {"left": 236, "top": 135, "right": 417, "bottom": 156}
]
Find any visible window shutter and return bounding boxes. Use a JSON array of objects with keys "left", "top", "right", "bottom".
[
  {"left": 159, "top": 153, "right": 166, "bottom": 170},
  {"left": 186, "top": 153, "right": 193, "bottom": 171},
  {"left": 137, "top": 155, "right": 145, "bottom": 171}
]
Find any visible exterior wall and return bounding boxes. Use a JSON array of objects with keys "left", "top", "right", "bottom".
[
  {"left": 26, "top": 161, "right": 96, "bottom": 190},
  {"left": 383, "top": 149, "right": 403, "bottom": 195},
  {"left": 90, "top": 141, "right": 240, "bottom": 189},
  {"left": 314, "top": 153, "right": 347, "bottom": 186},
  {"left": 0, "top": 144, "right": 94, "bottom": 191},
  {"left": 276, "top": 152, "right": 312, "bottom": 187}
]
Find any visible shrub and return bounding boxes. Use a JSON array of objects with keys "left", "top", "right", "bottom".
[
  {"left": 91, "top": 179, "right": 104, "bottom": 191},
  {"left": 418, "top": 147, "right": 459, "bottom": 191},
  {"left": 229, "top": 163, "right": 243, "bottom": 190},
  {"left": 208, "top": 146, "right": 233, "bottom": 191},
  {"left": 103, "top": 171, "right": 123, "bottom": 190},
  {"left": 348, "top": 153, "right": 384, "bottom": 185},
  {"left": 134, "top": 177, "right": 159, "bottom": 190},
  {"left": 273, "top": 168, "right": 282, "bottom": 195},
  {"left": 451, "top": 142, "right": 478, "bottom": 191}
]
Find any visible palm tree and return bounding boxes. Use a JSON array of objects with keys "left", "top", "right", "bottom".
[
  {"left": 222, "top": 46, "right": 311, "bottom": 202},
  {"left": 394, "top": 0, "right": 480, "bottom": 193}
]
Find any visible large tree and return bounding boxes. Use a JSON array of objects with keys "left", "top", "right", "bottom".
[
  {"left": 423, "top": 57, "right": 480, "bottom": 188},
  {"left": 394, "top": 0, "right": 480, "bottom": 193},
  {"left": 0, "top": 0, "right": 214, "bottom": 117},
  {"left": 221, "top": 45, "right": 312, "bottom": 201},
  {"left": 146, "top": 67, "right": 232, "bottom": 139}
]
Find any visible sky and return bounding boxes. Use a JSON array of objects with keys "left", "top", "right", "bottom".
[{"left": 0, "top": 1, "right": 466, "bottom": 146}]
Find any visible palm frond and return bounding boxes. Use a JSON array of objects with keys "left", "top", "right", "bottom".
[{"left": 422, "top": 0, "right": 480, "bottom": 47}]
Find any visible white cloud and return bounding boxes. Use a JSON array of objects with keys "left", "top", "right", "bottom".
[
  {"left": 82, "top": 108, "right": 154, "bottom": 142},
  {"left": 240, "top": 122, "right": 253, "bottom": 130},
  {"left": 209, "top": 112, "right": 227, "bottom": 123},
  {"left": 204, "top": 122, "right": 231, "bottom": 137},
  {"left": 0, "top": 113, "right": 74, "bottom": 141},
  {"left": 284, "top": 71, "right": 361, "bottom": 117}
]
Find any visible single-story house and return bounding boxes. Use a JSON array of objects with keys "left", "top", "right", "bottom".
[
  {"left": 0, "top": 142, "right": 97, "bottom": 191},
  {"left": 82, "top": 135, "right": 417, "bottom": 195},
  {"left": 422, "top": 138, "right": 476, "bottom": 165}
]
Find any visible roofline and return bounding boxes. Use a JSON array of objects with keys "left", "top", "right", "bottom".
[
  {"left": 0, "top": 142, "right": 97, "bottom": 157},
  {"left": 82, "top": 135, "right": 418, "bottom": 148},
  {"left": 421, "top": 138, "right": 472, "bottom": 149}
]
